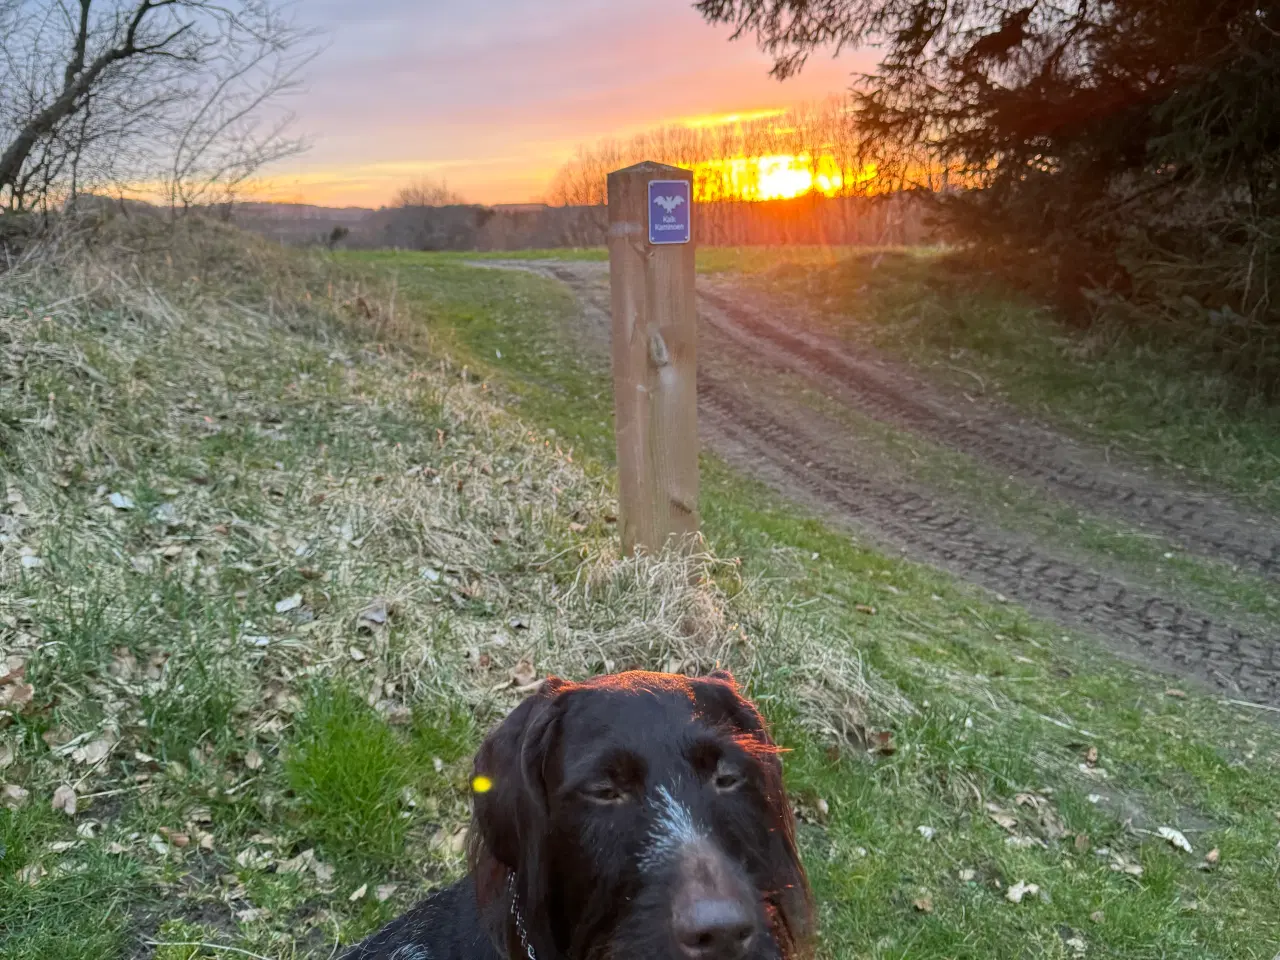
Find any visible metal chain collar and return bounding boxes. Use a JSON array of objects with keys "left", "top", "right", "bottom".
[{"left": 507, "top": 872, "right": 537, "bottom": 960}]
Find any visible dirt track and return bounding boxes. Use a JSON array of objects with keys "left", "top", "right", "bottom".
[{"left": 478, "top": 259, "right": 1280, "bottom": 706}]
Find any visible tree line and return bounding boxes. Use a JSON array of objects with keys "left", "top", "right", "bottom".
[{"left": 695, "top": 0, "right": 1280, "bottom": 360}]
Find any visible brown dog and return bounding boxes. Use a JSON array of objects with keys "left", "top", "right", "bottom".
[{"left": 342, "top": 671, "right": 812, "bottom": 960}]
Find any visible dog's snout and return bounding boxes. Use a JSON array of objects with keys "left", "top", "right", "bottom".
[
  {"left": 671, "top": 843, "right": 759, "bottom": 960},
  {"left": 673, "top": 898, "right": 755, "bottom": 960}
]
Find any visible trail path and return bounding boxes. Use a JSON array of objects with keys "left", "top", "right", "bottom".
[{"left": 475, "top": 259, "right": 1280, "bottom": 706}]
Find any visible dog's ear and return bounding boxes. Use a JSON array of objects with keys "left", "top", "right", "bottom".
[
  {"left": 706, "top": 668, "right": 736, "bottom": 685},
  {"left": 470, "top": 678, "right": 573, "bottom": 960},
  {"left": 471, "top": 677, "right": 568, "bottom": 870}
]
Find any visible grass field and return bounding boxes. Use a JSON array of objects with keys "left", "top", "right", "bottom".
[{"left": 1, "top": 228, "right": 1278, "bottom": 960}]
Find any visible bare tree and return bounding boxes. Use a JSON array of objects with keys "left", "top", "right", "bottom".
[
  {"left": 392, "top": 178, "right": 464, "bottom": 208},
  {"left": 0, "top": 0, "right": 317, "bottom": 213}
]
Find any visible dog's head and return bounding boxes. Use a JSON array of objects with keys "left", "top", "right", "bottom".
[{"left": 469, "top": 671, "right": 812, "bottom": 960}]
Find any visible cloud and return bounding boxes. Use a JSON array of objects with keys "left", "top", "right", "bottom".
[{"left": 260, "top": 0, "right": 871, "bottom": 205}]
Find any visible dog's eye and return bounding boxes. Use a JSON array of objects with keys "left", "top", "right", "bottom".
[
  {"left": 712, "top": 764, "right": 743, "bottom": 793},
  {"left": 582, "top": 782, "right": 629, "bottom": 804}
]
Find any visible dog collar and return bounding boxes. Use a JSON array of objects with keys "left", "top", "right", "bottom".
[{"left": 507, "top": 872, "right": 537, "bottom": 960}]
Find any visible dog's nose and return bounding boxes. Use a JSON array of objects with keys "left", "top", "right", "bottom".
[{"left": 673, "top": 897, "right": 755, "bottom": 960}]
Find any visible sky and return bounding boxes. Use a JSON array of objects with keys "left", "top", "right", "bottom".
[{"left": 256, "top": 0, "right": 870, "bottom": 208}]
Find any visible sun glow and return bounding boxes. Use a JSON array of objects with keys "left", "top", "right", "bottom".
[{"left": 692, "top": 153, "right": 875, "bottom": 202}]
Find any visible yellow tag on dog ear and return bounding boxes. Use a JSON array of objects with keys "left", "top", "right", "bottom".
[{"left": 472, "top": 775, "right": 493, "bottom": 794}]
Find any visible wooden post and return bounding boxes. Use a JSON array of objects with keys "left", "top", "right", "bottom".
[{"left": 607, "top": 161, "right": 699, "bottom": 556}]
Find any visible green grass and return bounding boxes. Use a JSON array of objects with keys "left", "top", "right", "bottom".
[
  {"left": 345, "top": 248, "right": 1280, "bottom": 960},
  {"left": 285, "top": 685, "right": 420, "bottom": 864}
]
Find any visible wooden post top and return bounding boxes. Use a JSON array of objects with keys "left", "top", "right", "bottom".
[{"left": 608, "top": 161, "right": 692, "bottom": 179}]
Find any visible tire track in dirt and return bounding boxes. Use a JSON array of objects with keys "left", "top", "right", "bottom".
[
  {"left": 700, "top": 379, "right": 1279, "bottom": 705},
  {"left": 697, "top": 284, "right": 1280, "bottom": 580},
  {"left": 474, "top": 259, "right": 1280, "bottom": 704}
]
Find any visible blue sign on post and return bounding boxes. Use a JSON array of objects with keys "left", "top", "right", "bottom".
[{"left": 648, "top": 179, "right": 691, "bottom": 245}]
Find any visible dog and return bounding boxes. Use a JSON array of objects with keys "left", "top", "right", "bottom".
[{"left": 341, "top": 670, "right": 812, "bottom": 960}]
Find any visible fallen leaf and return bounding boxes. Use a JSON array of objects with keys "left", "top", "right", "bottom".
[
  {"left": 47, "top": 840, "right": 78, "bottom": 853},
  {"left": 167, "top": 831, "right": 191, "bottom": 849},
  {"left": 1157, "top": 827, "right": 1193, "bottom": 854},
  {"left": 0, "top": 742, "right": 14, "bottom": 769},
  {"left": 0, "top": 682, "right": 34, "bottom": 712},
  {"left": 108, "top": 492, "right": 135, "bottom": 510},
  {"left": 1077, "top": 764, "right": 1109, "bottom": 780},
  {"left": 511, "top": 658, "right": 536, "bottom": 688},
  {"left": 958, "top": 869, "right": 976, "bottom": 882},
  {"left": 1204, "top": 848, "right": 1220, "bottom": 866},
  {"left": 313, "top": 859, "right": 335, "bottom": 884},
  {"left": 358, "top": 599, "right": 390, "bottom": 627},
  {"left": 989, "top": 810, "right": 1019, "bottom": 832},
  {"left": 855, "top": 605, "right": 877, "bottom": 615},
  {"left": 375, "top": 883, "right": 398, "bottom": 902},
  {"left": 235, "top": 846, "right": 270, "bottom": 870},
  {"left": 1090, "top": 911, "right": 1105, "bottom": 924},
  {"left": 1085, "top": 746, "right": 1099, "bottom": 765},
  {"left": 17, "top": 863, "right": 47, "bottom": 886},
  {"left": 106, "top": 841, "right": 129, "bottom": 855},
  {"left": 71, "top": 738, "right": 113, "bottom": 766},
  {"left": 76, "top": 821, "right": 99, "bottom": 839},
  {"left": 1108, "top": 855, "right": 1144, "bottom": 877},
  {"left": 916, "top": 825, "right": 937, "bottom": 841},
  {"left": 912, "top": 896, "right": 934, "bottom": 913},
  {"left": 1005, "top": 880, "right": 1041, "bottom": 904},
  {"left": 1006, "top": 835, "right": 1045, "bottom": 849},
  {"left": 235, "top": 907, "right": 270, "bottom": 923},
  {"left": 350, "top": 883, "right": 369, "bottom": 902},
  {"left": 1164, "top": 689, "right": 1187, "bottom": 699},
  {"left": 869, "top": 730, "right": 896, "bottom": 756},
  {"left": 280, "top": 848, "right": 316, "bottom": 874},
  {"left": 244, "top": 749, "right": 263, "bottom": 771},
  {"left": 149, "top": 834, "right": 170, "bottom": 856},
  {"left": 108, "top": 648, "right": 137, "bottom": 681},
  {"left": 274, "top": 593, "right": 302, "bottom": 614},
  {"left": 51, "top": 784, "right": 77, "bottom": 816}
]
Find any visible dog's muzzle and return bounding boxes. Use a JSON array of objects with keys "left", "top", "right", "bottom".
[{"left": 669, "top": 840, "right": 761, "bottom": 960}]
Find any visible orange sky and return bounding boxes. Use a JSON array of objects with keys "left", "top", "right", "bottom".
[{"left": 253, "top": 1, "right": 869, "bottom": 208}]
